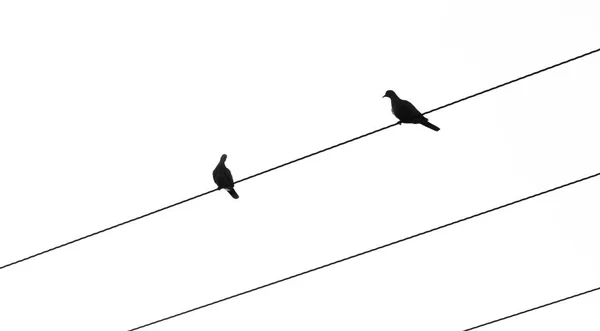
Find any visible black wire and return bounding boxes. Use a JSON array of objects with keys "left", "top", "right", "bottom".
[
  {"left": 0, "top": 189, "right": 219, "bottom": 271},
  {"left": 0, "top": 121, "right": 397, "bottom": 272},
  {"left": 463, "top": 285, "right": 600, "bottom": 330},
  {"left": 241, "top": 46, "right": 600, "bottom": 182},
  {"left": 126, "top": 171, "right": 600, "bottom": 331},
  {"left": 235, "top": 122, "right": 399, "bottom": 184},
  {"left": 2, "top": 46, "right": 598, "bottom": 271},
  {"left": 423, "top": 46, "right": 600, "bottom": 115}
]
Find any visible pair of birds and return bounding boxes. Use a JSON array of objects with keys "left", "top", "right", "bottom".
[{"left": 213, "top": 90, "right": 439, "bottom": 199}]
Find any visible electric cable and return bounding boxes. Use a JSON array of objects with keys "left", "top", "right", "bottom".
[
  {"left": 2, "top": 46, "right": 598, "bottom": 271},
  {"left": 126, "top": 171, "right": 600, "bottom": 330}
]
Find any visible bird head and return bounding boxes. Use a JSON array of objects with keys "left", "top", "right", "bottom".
[
  {"left": 382, "top": 90, "right": 397, "bottom": 99},
  {"left": 220, "top": 154, "right": 228, "bottom": 162}
]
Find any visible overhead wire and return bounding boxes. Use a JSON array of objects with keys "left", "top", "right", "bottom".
[
  {"left": 422, "top": 46, "right": 600, "bottom": 115},
  {"left": 125, "top": 171, "right": 600, "bottom": 330},
  {"left": 1, "top": 46, "right": 598, "bottom": 271},
  {"left": 463, "top": 285, "right": 600, "bottom": 330},
  {"left": 235, "top": 46, "right": 600, "bottom": 183}
]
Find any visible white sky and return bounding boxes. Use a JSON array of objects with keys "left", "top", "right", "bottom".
[{"left": 1, "top": 1, "right": 599, "bottom": 330}]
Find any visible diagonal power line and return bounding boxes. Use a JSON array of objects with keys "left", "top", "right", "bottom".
[
  {"left": 1, "top": 46, "right": 599, "bottom": 272},
  {"left": 463, "top": 285, "right": 600, "bottom": 330},
  {"left": 422, "top": 46, "right": 600, "bottom": 116},
  {"left": 0, "top": 188, "right": 218, "bottom": 271},
  {"left": 126, "top": 171, "right": 600, "bottom": 331}
]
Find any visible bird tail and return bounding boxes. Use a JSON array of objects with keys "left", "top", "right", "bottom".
[
  {"left": 226, "top": 188, "right": 239, "bottom": 199},
  {"left": 421, "top": 120, "right": 440, "bottom": 131}
]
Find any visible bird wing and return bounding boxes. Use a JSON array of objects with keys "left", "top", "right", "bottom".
[
  {"left": 213, "top": 164, "right": 232, "bottom": 187},
  {"left": 212, "top": 166, "right": 220, "bottom": 184},
  {"left": 224, "top": 167, "right": 234, "bottom": 186},
  {"left": 405, "top": 100, "right": 423, "bottom": 117}
]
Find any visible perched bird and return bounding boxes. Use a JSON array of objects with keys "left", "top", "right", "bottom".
[
  {"left": 213, "top": 154, "right": 239, "bottom": 199},
  {"left": 383, "top": 90, "right": 440, "bottom": 131}
]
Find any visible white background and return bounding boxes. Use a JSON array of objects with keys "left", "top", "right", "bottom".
[{"left": 1, "top": 1, "right": 599, "bottom": 330}]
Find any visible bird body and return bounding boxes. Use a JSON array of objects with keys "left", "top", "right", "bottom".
[
  {"left": 213, "top": 154, "right": 239, "bottom": 199},
  {"left": 383, "top": 90, "right": 440, "bottom": 131}
]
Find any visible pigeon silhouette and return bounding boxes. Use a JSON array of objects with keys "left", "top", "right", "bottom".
[
  {"left": 213, "top": 154, "right": 239, "bottom": 199},
  {"left": 383, "top": 90, "right": 440, "bottom": 131}
]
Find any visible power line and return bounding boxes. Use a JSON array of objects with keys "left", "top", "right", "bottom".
[
  {"left": 125, "top": 171, "right": 600, "bottom": 331},
  {"left": 423, "top": 46, "right": 600, "bottom": 116},
  {"left": 238, "top": 46, "right": 600, "bottom": 183},
  {"left": 236, "top": 122, "right": 398, "bottom": 184},
  {"left": 0, "top": 189, "right": 218, "bottom": 270},
  {"left": 1, "top": 46, "right": 598, "bottom": 272},
  {"left": 0, "top": 123, "right": 395, "bottom": 272},
  {"left": 463, "top": 285, "right": 600, "bottom": 330}
]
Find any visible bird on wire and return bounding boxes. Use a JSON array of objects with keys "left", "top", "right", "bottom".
[
  {"left": 213, "top": 154, "right": 239, "bottom": 199},
  {"left": 383, "top": 90, "right": 440, "bottom": 131}
]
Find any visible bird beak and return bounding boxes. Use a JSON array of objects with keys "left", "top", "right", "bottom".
[{"left": 382, "top": 95, "right": 386, "bottom": 98}]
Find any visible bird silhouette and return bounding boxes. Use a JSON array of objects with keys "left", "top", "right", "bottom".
[
  {"left": 383, "top": 90, "right": 440, "bottom": 131},
  {"left": 213, "top": 154, "right": 239, "bottom": 199}
]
